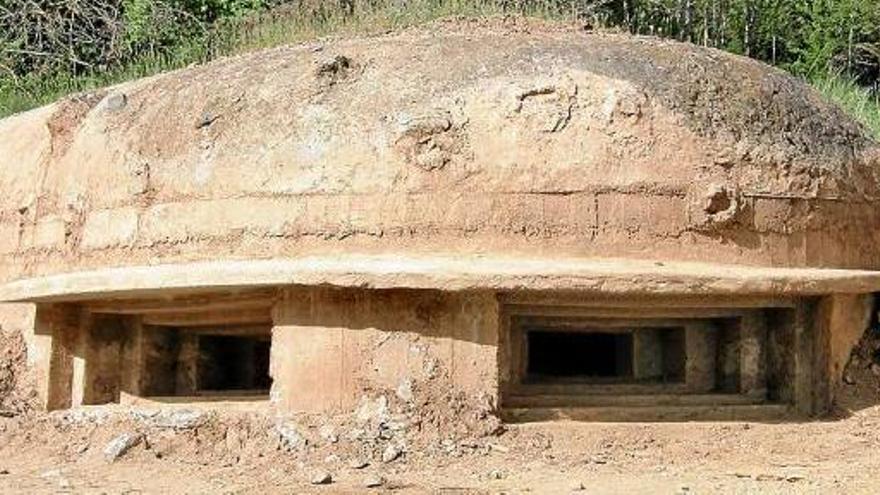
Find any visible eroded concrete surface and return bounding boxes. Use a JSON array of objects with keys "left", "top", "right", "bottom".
[{"left": 0, "top": 20, "right": 879, "bottom": 290}]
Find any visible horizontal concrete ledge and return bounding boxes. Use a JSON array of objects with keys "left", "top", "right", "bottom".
[
  {"left": 501, "top": 404, "right": 794, "bottom": 422},
  {"left": 3, "top": 254, "right": 880, "bottom": 302}
]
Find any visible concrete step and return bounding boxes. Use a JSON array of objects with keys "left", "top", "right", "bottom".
[
  {"left": 503, "top": 393, "right": 765, "bottom": 408},
  {"left": 502, "top": 404, "right": 792, "bottom": 423}
]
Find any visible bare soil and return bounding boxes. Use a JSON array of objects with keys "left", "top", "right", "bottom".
[
  {"left": 0, "top": 327, "right": 35, "bottom": 416},
  {"left": 1, "top": 328, "right": 879, "bottom": 494}
]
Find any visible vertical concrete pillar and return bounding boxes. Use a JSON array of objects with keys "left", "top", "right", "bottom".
[
  {"left": 633, "top": 328, "right": 663, "bottom": 380},
  {"left": 270, "top": 287, "right": 500, "bottom": 415},
  {"left": 176, "top": 333, "right": 199, "bottom": 395},
  {"left": 138, "top": 325, "right": 179, "bottom": 396},
  {"left": 792, "top": 300, "right": 816, "bottom": 415},
  {"left": 739, "top": 311, "right": 768, "bottom": 399},
  {"left": 70, "top": 311, "right": 91, "bottom": 407},
  {"left": 120, "top": 317, "right": 146, "bottom": 397},
  {"left": 33, "top": 304, "right": 83, "bottom": 411},
  {"left": 270, "top": 287, "right": 348, "bottom": 413},
  {"left": 81, "top": 314, "right": 128, "bottom": 405},
  {"left": 685, "top": 321, "right": 717, "bottom": 393}
]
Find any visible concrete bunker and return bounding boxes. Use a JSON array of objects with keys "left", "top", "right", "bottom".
[
  {"left": 12, "top": 285, "right": 875, "bottom": 422},
  {"left": 1, "top": 26, "right": 879, "bottom": 424}
]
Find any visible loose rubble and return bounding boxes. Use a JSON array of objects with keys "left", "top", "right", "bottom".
[
  {"left": 310, "top": 470, "right": 333, "bottom": 485},
  {"left": 276, "top": 422, "right": 308, "bottom": 451},
  {"left": 103, "top": 432, "right": 143, "bottom": 462},
  {"left": 364, "top": 474, "right": 385, "bottom": 488}
]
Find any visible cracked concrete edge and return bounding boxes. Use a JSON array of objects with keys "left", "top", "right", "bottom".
[{"left": 3, "top": 254, "right": 880, "bottom": 303}]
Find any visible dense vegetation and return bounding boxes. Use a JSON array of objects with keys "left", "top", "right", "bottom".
[{"left": 1, "top": 0, "right": 878, "bottom": 138}]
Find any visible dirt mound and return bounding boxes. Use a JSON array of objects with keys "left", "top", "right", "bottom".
[{"left": 0, "top": 326, "right": 35, "bottom": 415}]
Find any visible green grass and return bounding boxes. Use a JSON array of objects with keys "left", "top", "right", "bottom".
[
  {"left": 1, "top": 0, "right": 878, "bottom": 143},
  {"left": 812, "top": 73, "right": 880, "bottom": 141},
  {"left": 0, "top": 0, "right": 560, "bottom": 117}
]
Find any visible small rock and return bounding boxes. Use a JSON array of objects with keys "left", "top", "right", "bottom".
[
  {"left": 488, "top": 469, "right": 505, "bottom": 480},
  {"left": 316, "top": 55, "right": 352, "bottom": 77},
  {"left": 138, "top": 409, "right": 207, "bottom": 430},
  {"left": 488, "top": 443, "right": 510, "bottom": 453},
  {"left": 196, "top": 111, "right": 220, "bottom": 129},
  {"left": 349, "top": 458, "right": 370, "bottom": 469},
  {"left": 319, "top": 425, "right": 339, "bottom": 443},
  {"left": 324, "top": 454, "right": 340, "bottom": 464},
  {"left": 356, "top": 396, "right": 389, "bottom": 424},
  {"left": 395, "top": 378, "right": 414, "bottom": 402},
  {"left": 382, "top": 444, "right": 402, "bottom": 463},
  {"left": 870, "top": 363, "right": 880, "bottom": 377},
  {"left": 347, "top": 428, "right": 366, "bottom": 441},
  {"left": 569, "top": 481, "right": 585, "bottom": 491},
  {"left": 843, "top": 372, "right": 856, "bottom": 385},
  {"left": 103, "top": 432, "right": 143, "bottom": 462},
  {"left": 39, "top": 469, "right": 62, "bottom": 479},
  {"left": 59, "top": 409, "right": 109, "bottom": 425},
  {"left": 104, "top": 93, "right": 127, "bottom": 112},
  {"left": 364, "top": 475, "right": 385, "bottom": 488},
  {"left": 0, "top": 468, "right": 9, "bottom": 475},
  {"left": 310, "top": 470, "right": 333, "bottom": 485},
  {"left": 276, "top": 422, "right": 308, "bottom": 451}
]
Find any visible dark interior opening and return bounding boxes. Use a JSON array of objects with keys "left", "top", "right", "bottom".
[
  {"left": 527, "top": 330, "right": 633, "bottom": 379},
  {"left": 197, "top": 335, "right": 272, "bottom": 392}
]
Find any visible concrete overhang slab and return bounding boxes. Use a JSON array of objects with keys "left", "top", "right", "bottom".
[{"left": 2, "top": 254, "right": 880, "bottom": 303}]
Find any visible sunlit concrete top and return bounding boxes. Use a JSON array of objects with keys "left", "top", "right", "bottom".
[
  {"left": 3, "top": 255, "right": 880, "bottom": 303},
  {"left": 1, "top": 19, "right": 879, "bottom": 292}
]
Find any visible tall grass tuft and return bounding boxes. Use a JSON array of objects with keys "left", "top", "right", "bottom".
[{"left": 812, "top": 73, "right": 880, "bottom": 141}]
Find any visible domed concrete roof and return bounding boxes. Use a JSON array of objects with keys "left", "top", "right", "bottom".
[{"left": 1, "top": 19, "right": 879, "bottom": 298}]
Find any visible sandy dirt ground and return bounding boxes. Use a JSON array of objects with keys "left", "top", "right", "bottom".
[
  {"left": 1, "top": 409, "right": 880, "bottom": 494},
  {"left": 1, "top": 326, "right": 880, "bottom": 494},
  {"left": 1, "top": 401, "right": 880, "bottom": 494}
]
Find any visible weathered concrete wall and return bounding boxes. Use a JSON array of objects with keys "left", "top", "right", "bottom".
[
  {"left": 32, "top": 304, "right": 81, "bottom": 410},
  {"left": 1, "top": 25, "right": 879, "bottom": 291},
  {"left": 270, "top": 288, "right": 498, "bottom": 414},
  {"left": 818, "top": 294, "right": 875, "bottom": 405}
]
